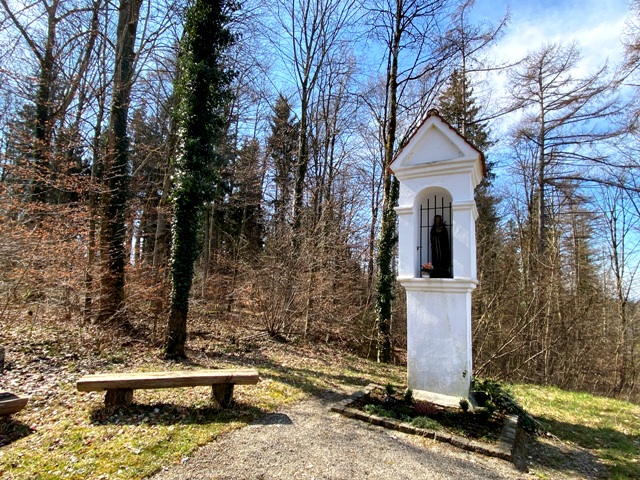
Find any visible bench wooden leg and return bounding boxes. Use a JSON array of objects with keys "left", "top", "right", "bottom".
[
  {"left": 211, "top": 384, "right": 234, "bottom": 407},
  {"left": 105, "top": 388, "right": 133, "bottom": 406},
  {"left": 0, "top": 393, "right": 28, "bottom": 416}
]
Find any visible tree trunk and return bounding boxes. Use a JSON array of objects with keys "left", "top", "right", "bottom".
[
  {"left": 165, "top": 197, "right": 199, "bottom": 357},
  {"left": 375, "top": 0, "right": 402, "bottom": 363},
  {"left": 375, "top": 178, "right": 398, "bottom": 363},
  {"left": 537, "top": 106, "right": 546, "bottom": 256},
  {"left": 164, "top": 0, "right": 235, "bottom": 358},
  {"left": 97, "top": 0, "right": 143, "bottom": 326},
  {"left": 84, "top": 1, "right": 108, "bottom": 322},
  {"left": 292, "top": 91, "right": 309, "bottom": 230},
  {"left": 165, "top": 307, "right": 187, "bottom": 358},
  {"left": 202, "top": 205, "right": 211, "bottom": 298}
]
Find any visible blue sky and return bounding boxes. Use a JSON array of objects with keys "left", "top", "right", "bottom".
[
  {"left": 467, "top": 0, "right": 631, "bottom": 133},
  {"left": 471, "top": 1, "right": 640, "bottom": 293},
  {"left": 472, "top": 0, "right": 629, "bottom": 74}
]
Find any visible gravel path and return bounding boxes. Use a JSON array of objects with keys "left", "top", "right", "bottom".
[{"left": 152, "top": 390, "right": 529, "bottom": 480}]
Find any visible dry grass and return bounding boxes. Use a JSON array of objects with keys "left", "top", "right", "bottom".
[
  {"left": 1, "top": 311, "right": 639, "bottom": 479},
  {"left": 0, "top": 312, "right": 403, "bottom": 479}
]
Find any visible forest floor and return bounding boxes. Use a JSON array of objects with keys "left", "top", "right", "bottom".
[{"left": 0, "top": 309, "right": 638, "bottom": 479}]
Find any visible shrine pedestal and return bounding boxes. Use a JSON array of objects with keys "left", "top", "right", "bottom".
[{"left": 401, "top": 275, "right": 476, "bottom": 402}]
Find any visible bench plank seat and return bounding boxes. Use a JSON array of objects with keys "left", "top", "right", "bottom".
[
  {"left": 76, "top": 369, "right": 259, "bottom": 407},
  {"left": 0, "top": 392, "right": 29, "bottom": 416}
]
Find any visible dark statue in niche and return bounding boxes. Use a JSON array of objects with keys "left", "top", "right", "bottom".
[{"left": 430, "top": 215, "right": 451, "bottom": 278}]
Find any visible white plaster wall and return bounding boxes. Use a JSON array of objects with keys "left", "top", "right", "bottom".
[
  {"left": 405, "top": 284, "right": 473, "bottom": 398},
  {"left": 398, "top": 170, "right": 475, "bottom": 210},
  {"left": 395, "top": 169, "right": 479, "bottom": 399},
  {"left": 404, "top": 125, "right": 464, "bottom": 165},
  {"left": 396, "top": 208, "right": 414, "bottom": 277},
  {"left": 396, "top": 172, "right": 477, "bottom": 280},
  {"left": 451, "top": 205, "right": 475, "bottom": 279}
]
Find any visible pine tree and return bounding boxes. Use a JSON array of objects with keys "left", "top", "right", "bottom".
[
  {"left": 266, "top": 94, "right": 299, "bottom": 228},
  {"left": 234, "top": 138, "right": 264, "bottom": 253},
  {"left": 437, "top": 68, "right": 502, "bottom": 370},
  {"left": 437, "top": 69, "right": 497, "bottom": 237},
  {"left": 438, "top": 70, "right": 488, "bottom": 146}
]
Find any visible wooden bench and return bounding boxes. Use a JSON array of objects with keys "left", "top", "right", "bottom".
[
  {"left": 76, "top": 369, "right": 259, "bottom": 407},
  {"left": 0, "top": 392, "right": 29, "bottom": 416}
]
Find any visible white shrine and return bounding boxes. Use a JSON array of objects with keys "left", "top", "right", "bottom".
[{"left": 390, "top": 109, "right": 486, "bottom": 405}]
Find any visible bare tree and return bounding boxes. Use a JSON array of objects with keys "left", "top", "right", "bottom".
[
  {"left": 437, "top": 0, "right": 508, "bottom": 135},
  {"left": 0, "top": 0, "right": 102, "bottom": 203},
  {"left": 507, "top": 42, "right": 623, "bottom": 255},
  {"left": 97, "top": 0, "right": 144, "bottom": 325},
  {"left": 363, "top": 0, "right": 451, "bottom": 362},
  {"left": 599, "top": 182, "right": 640, "bottom": 396},
  {"left": 270, "top": 0, "right": 358, "bottom": 230}
]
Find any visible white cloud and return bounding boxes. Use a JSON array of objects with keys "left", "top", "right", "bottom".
[
  {"left": 482, "top": 0, "right": 629, "bottom": 70},
  {"left": 471, "top": 0, "right": 630, "bottom": 136}
]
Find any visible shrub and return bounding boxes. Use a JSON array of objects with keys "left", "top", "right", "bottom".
[
  {"left": 412, "top": 416, "right": 442, "bottom": 430},
  {"left": 403, "top": 387, "right": 413, "bottom": 405},
  {"left": 471, "top": 377, "right": 538, "bottom": 433}
]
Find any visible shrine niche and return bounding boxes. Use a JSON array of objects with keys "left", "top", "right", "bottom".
[
  {"left": 418, "top": 188, "right": 452, "bottom": 278},
  {"left": 390, "top": 109, "right": 485, "bottom": 405}
]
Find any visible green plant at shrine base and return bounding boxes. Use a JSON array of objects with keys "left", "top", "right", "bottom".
[
  {"left": 385, "top": 383, "right": 395, "bottom": 396},
  {"left": 403, "top": 387, "right": 414, "bottom": 405},
  {"left": 357, "top": 384, "right": 507, "bottom": 443},
  {"left": 472, "top": 378, "right": 537, "bottom": 433}
]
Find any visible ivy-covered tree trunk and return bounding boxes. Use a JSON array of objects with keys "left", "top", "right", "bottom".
[
  {"left": 376, "top": 176, "right": 399, "bottom": 363},
  {"left": 164, "top": 0, "right": 235, "bottom": 358},
  {"left": 165, "top": 197, "right": 200, "bottom": 356},
  {"left": 375, "top": 0, "right": 403, "bottom": 363}
]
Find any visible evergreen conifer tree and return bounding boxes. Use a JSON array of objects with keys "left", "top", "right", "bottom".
[
  {"left": 437, "top": 68, "right": 501, "bottom": 354},
  {"left": 266, "top": 94, "right": 299, "bottom": 228}
]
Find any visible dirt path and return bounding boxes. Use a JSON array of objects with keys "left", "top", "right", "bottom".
[{"left": 152, "top": 391, "right": 528, "bottom": 480}]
